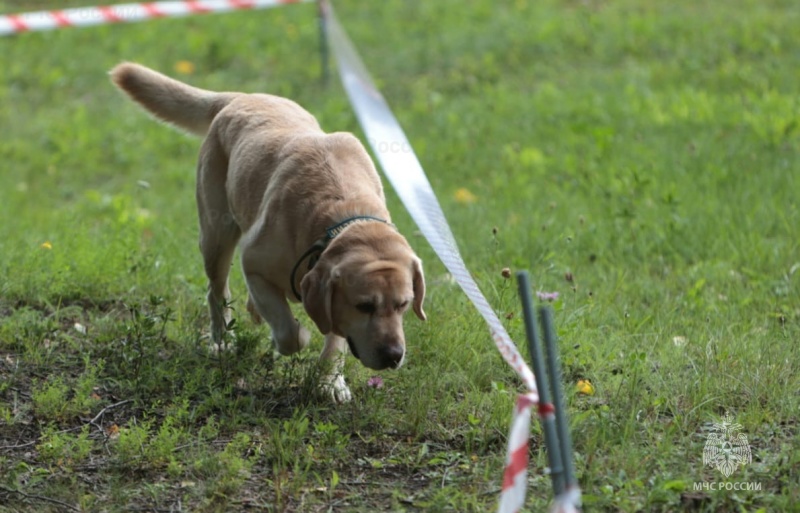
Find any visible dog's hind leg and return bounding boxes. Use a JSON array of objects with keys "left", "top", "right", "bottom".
[
  {"left": 197, "top": 135, "right": 241, "bottom": 346},
  {"left": 202, "top": 225, "right": 240, "bottom": 346},
  {"left": 246, "top": 295, "right": 263, "bottom": 324}
]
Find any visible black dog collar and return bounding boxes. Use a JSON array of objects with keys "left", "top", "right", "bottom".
[{"left": 290, "top": 215, "right": 391, "bottom": 301}]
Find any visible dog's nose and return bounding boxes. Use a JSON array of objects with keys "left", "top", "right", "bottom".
[{"left": 379, "top": 344, "right": 405, "bottom": 369}]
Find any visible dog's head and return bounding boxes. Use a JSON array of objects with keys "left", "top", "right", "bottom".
[{"left": 300, "top": 224, "right": 426, "bottom": 370}]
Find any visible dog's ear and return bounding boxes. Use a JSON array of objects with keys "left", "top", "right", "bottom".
[
  {"left": 301, "top": 265, "right": 339, "bottom": 334},
  {"left": 412, "top": 258, "right": 427, "bottom": 321}
]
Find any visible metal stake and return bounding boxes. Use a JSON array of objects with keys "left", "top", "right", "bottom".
[
  {"left": 516, "top": 271, "right": 565, "bottom": 495},
  {"left": 540, "top": 305, "right": 577, "bottom": 490}
]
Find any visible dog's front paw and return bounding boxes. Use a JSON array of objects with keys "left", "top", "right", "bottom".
[{"left": 321, "top": 374, "right": 352, "bottom": 403}]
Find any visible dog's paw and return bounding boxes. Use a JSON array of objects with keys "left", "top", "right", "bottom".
[
  {"left": 321, "top": 374, "right": 352, "bottom": 404},
  {"left": 206, "top": 326, "right": 238, "bottom": 352}
]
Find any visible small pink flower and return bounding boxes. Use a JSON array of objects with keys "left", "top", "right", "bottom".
[
  {"left": 367, "top": 376, "right": 384, "bottom": 389},
  {"left": 536, "top": 291, "right": 560, "bottom": 302}
]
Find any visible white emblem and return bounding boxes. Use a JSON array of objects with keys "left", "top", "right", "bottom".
[{"left": 703, "top": 412, "right": 752, "bottom": 478}]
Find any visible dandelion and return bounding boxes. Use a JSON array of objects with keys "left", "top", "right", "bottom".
[
  {"left": 40, "top": 241, "right": 52, "bottom": 250},
  {"left": 536, "top": 291, "right": 559, "bottom": 302},
  {"left": 174, "top": 60, "right": 195, "bottom": 75},
  {"left": 367, "top": 376, "right": 384, "bottom": 389},
  {"left": 453, "top": 187, "right": 477, "bottom": 204},
  {"left": 576, "top": 379, "right": 594, "bottom": 395}
]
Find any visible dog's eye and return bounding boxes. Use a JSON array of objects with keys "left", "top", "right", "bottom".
[
  {"left": 356, "top": 302, "right": 376, "bottom": 315},
  {"left": 396, "top": 300, "right": 409, "bottom": 312}
]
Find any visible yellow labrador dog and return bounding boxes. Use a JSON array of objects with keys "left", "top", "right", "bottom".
[{"left": 110, "top": 63, "right": 426, "bottom": 402}]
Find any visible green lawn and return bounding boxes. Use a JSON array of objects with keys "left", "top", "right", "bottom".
[{"left": 1, "top": 0, "right": 798, "bottom": 511}]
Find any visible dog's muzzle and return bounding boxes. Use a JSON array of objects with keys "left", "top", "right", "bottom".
[{"left": 347, "top": 336, "right": 404, "bottom": 370}]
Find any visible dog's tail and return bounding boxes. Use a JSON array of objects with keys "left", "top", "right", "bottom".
[{"left": 110, "top": 62, "right": 239, "bottom": 136}]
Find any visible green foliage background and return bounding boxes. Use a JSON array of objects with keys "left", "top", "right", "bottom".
[{"left": 1, "top": 0, "right": 798, "bottom": 511}]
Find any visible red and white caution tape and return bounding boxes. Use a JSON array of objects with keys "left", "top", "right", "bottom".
[
  {"left": 500, "top": 394, "right": 538, "bottom": 511},
  {"left": 0, "top": 0, "right": 309, "bottom": 36},
  {"left": 321, "top": 3, "right": 581, "bottom": 512}
]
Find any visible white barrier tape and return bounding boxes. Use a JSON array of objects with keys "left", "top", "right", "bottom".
[
  {"left": 320, "top": 3, "right": 548, "bottom": 512},
  {"left": 321, "top": 3, "right": 537, "bottom": 396},
  {"left": 0, "top": 0, "right": 310, "bottom": 36}
]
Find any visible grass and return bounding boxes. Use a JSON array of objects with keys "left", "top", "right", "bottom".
[{"left": 1, "top": 0, "right": 798, "bottom": 511}]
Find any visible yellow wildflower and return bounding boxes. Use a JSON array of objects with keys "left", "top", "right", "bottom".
[
  {"left": 174, "top": 60, "right": 195, "bottom": 75},
  {"left": 576, "top": 379, "right": 595, "bottom": 395},
  {"left": 454, "top": 187, "right": 477, "bottom": 204},
  {"left": 40, "top": 241, "right": 52, "bottom": 250}
]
